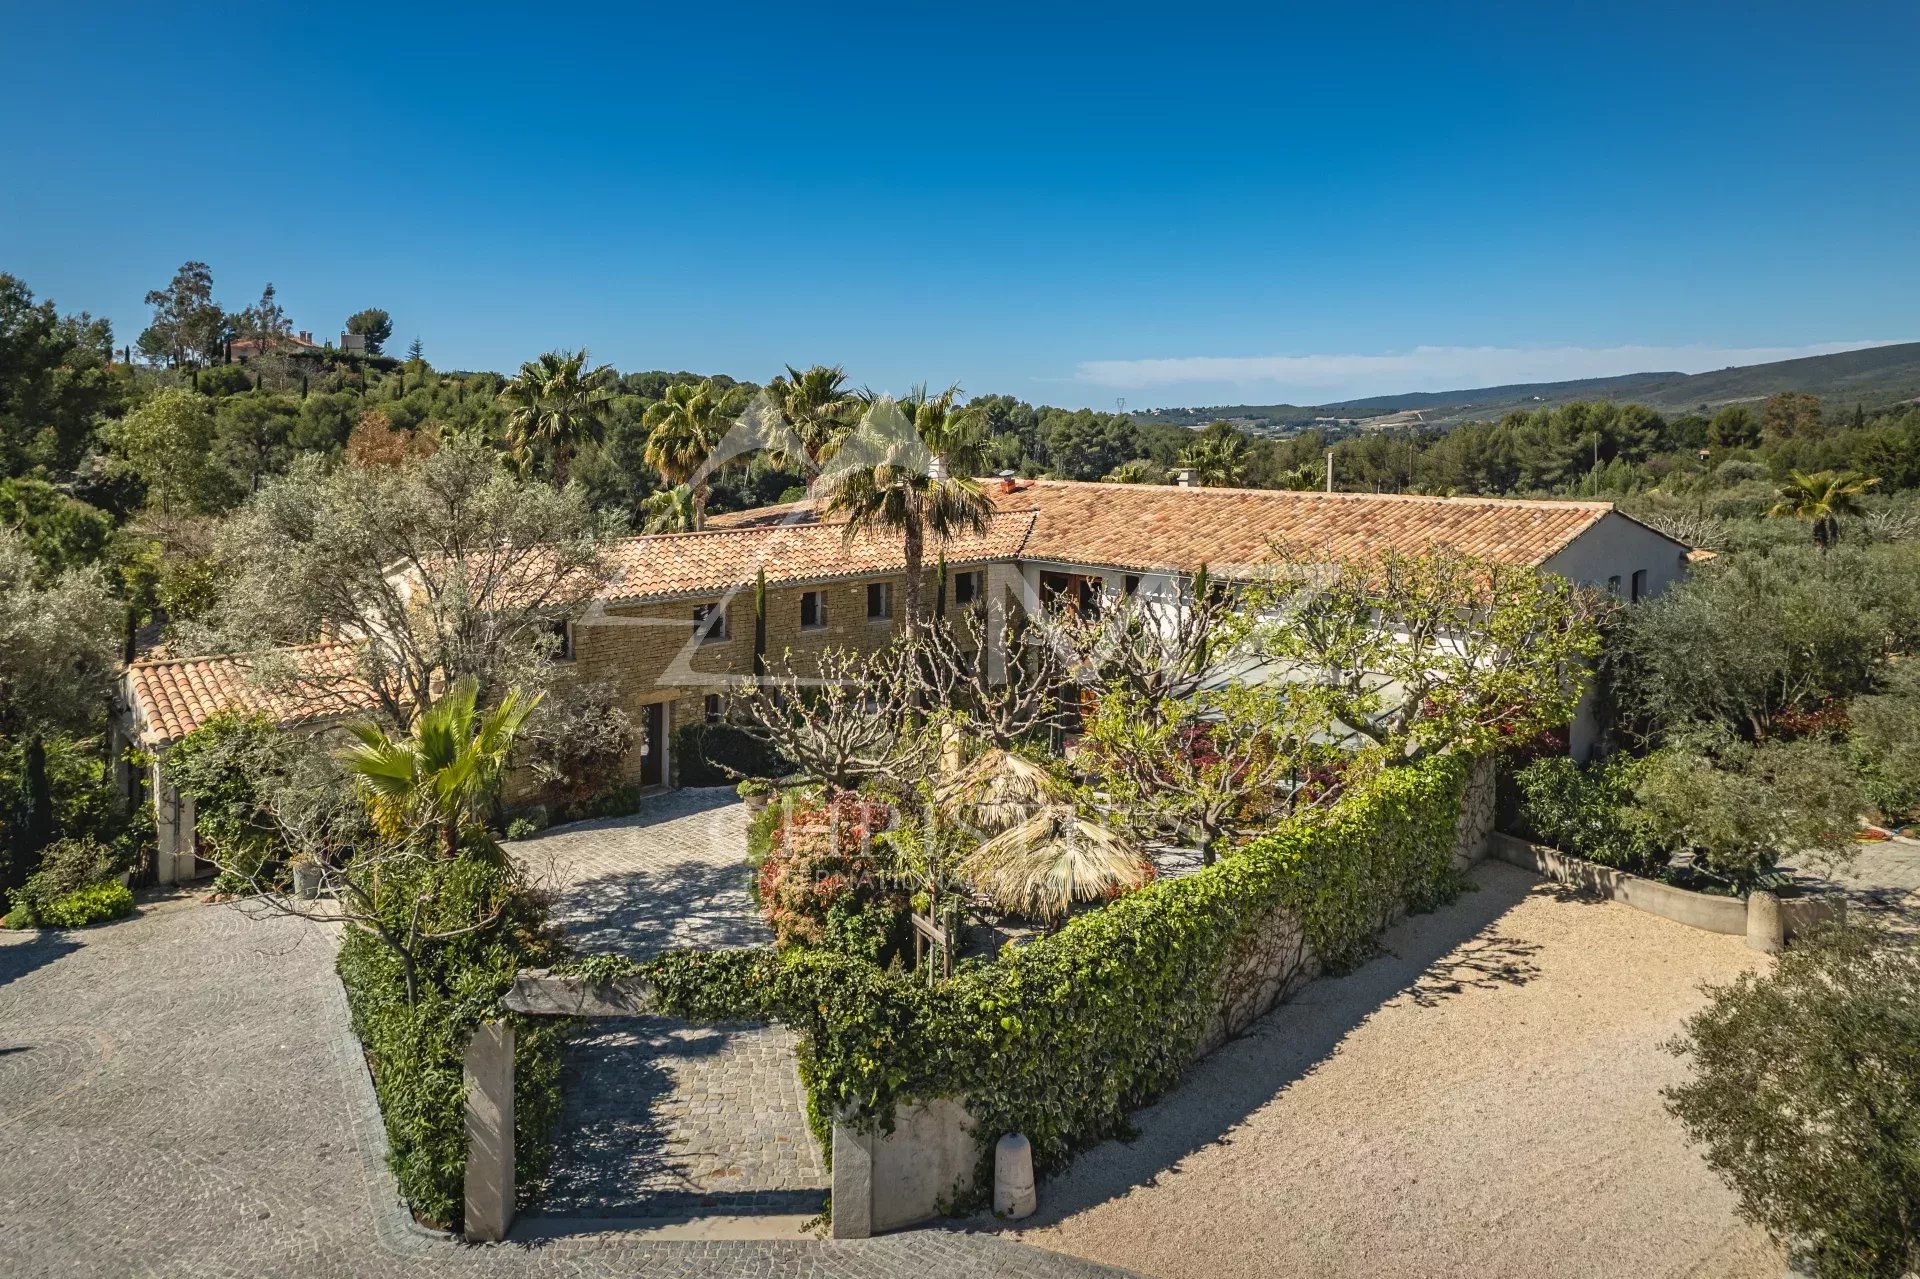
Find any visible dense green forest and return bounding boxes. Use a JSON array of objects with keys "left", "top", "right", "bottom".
[{"left": 7, "top": 261, "right": 1920, "bottom": 635}]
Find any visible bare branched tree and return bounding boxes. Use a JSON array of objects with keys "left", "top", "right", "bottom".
[
  {"left": 902, "top": 605, "right": 1072, "bottom": 748},
  {"left": 1029, "top": 566, "right": 1256, "bottom": 705},
  {"left": 728, "top": 643, "right": 934, "bottom": 791}
]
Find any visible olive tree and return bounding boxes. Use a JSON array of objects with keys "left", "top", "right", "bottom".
[
  {"left": 0, "top": 526, "right": 119, "bottom": 900},
  {"left": 728, "top": 643, "right": 934, "bottom": 791},
  {"left": 1666, "top": 921, "right": 1920, "bottom": 1278},
  {"left": 1253, "top": 548, "right": 1602, "bottom": 758},
  {"left": 193, "top": 436, "right": 622, "bottom": 727}
]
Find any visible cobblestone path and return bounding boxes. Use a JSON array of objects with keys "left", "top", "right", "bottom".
[
  {"left": 509, "top": 789, "right": 828, "bottom": 1216},
  {"left": 0, "top": 885, "right": 1133, "bottom": 1278}
]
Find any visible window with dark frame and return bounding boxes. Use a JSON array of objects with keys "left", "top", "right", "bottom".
[
  {"left": 692, "top": 602, "right": 729, "bottom": 642},
  {"left": 800, "top": 590, "right": 827, "bottom": 629},
  {"left": 867, "top": 581, "right": 892, "bottom": 621},
  {"left": 1122, "top": 573, "right": 1141, "bottom": 597},
  {"left": 549, "top": 618, "right": 574, "bottom": 661},
  {"left": 1607, "top": 575, "right": 1622, "bottom": 597},
  {"left": 704, "top": 693, "right": 722, "bottom": 723},
  {"left": 953, "top": 570, "right": 981, "bottom": 606},
  {"left": 1630, "top": 569, "right": 1648, "bottom": 603}
]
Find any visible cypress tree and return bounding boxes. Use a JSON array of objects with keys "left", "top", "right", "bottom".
[{"left": 753, "top": 567, "right": 767, "bottom": 678}]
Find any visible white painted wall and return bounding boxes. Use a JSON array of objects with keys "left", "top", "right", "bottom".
[{"left": 1542, "top": 513, "right": 1691, "bottom": 603}]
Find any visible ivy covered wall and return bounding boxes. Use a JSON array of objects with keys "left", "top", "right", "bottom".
[{"left": 638, "top": 752, "right": 1478, "bottom": 1191}]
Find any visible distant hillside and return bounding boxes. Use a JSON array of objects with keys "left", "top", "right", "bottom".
[{"left": 1134, "top": 341, "right": 1920, "bottom": 434}]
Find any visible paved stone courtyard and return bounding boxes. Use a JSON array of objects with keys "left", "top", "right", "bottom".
[
  {"left": 1788, "top": 834, "right": 1920, "bottom": 932},
  {"left": 0, "top": 883, "right": 1131, "bottom": 1278},
  {"left": 509, "top": 788, "right": 829, "bottom": 1216}
]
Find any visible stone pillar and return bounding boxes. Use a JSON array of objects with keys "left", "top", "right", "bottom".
[
  {"left": 152, "top": 762, "right": 179, "bottom": 886},
  {"left": 1746, "top": 890, "right": 1785, "bottom": 954},
  {"left": 463, "top": 1020, "right": 516, "bottom": 1242},
  {"left": 993, "top": 1133, "right": 1036, "bottom": 1219},
  {"left": 830, "top": 1120, "right": 874, "bottom": 1239}
]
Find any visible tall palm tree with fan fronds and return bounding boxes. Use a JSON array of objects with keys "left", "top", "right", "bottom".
[
  {"left": 1177, "top": 426, "right": 1250, "bottom": 488},
  {"left": 641, "top": 379, "right": 747, "bottom": 530},
  {"left": 498, "top": 349, "right": 615, "bottom": 487},
  {"left": 1768, "top": 469, "right": 1880, "bottom": 552},
  {"left": 816, "top": 385, "right": 993, "bottom": 627},
  {"left": 776, "top": 363, "right": 859, "bottom": 475}
]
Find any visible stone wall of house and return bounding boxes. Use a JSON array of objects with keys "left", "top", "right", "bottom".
[{"left": 569, "top": 563, "right": 1004, "bottom": 785}]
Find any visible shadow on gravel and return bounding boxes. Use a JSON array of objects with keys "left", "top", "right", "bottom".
[
  {"left": 0, "top": 931, "right": 82, "bottom": 990},
  {"left": 1012, "top": 862, "right": 1540, "bottom": 1229}
]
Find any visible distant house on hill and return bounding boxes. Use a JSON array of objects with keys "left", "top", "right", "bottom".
[{"left": 229, "top": 329, "right": 322, "bottom": 363}]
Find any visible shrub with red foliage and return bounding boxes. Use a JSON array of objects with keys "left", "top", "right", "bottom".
[
  {"left": 756, "top": 792, "right": 896, "bottom": 948},
  {"left": 1770, "top": 699, "right": 1851, "bottom": 741}
]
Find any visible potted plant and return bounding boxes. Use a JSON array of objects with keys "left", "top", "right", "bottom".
[
  {"left": 289, "top": 852, "right": 325, "bottom": 901},
  {"left": 737, "top": 777, "right": 773, "bottom": 813}
]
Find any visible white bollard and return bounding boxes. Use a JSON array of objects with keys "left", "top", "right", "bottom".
[{"left": 994, "top": 1132, "right": 1036, "bottom": 1220}]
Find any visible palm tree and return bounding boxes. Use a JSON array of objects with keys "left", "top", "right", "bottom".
[
  {"left": 777, "top": 363, "right": 858, "bottom": 474},
  {"left": 640, "top": 483, "right": 696, "bottom": 533},
  {"left": 1177, "top": 429, "right": 1250, "bottom": 488},
  {"left": 817, "top": 386, "right": 993, "bottom": 627},
  {"left": 498, "top": 349, "right": 615, "bottom": 487},
  {"left": 1104, "top": 459, "right": 1156, "bottom": 484},
  {"left": 339, "top": 676, "right": 540, "bottom": 862},
  {"left": 935, "top": 748, "right": 1063, "bottom": 834},
  {"left": 1768, "top": 469, "right": 1880, "bottom": 551},
  {"left": 958, "top": 807, "right": 1153, "bottom": 926},
  {"left": 641, "top": 379, "right": 746, "bottom": 530}
]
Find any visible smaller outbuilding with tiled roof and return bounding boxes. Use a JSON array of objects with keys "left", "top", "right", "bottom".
[
  {"left": 122, "top": 642, "right": 375, "bottom": 748},
  {"left": 117, "top": 643, "right": 380, "bottom": 886}
]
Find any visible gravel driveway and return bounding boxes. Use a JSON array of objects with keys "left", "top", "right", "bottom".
[
  {"left": 1003, "top": 861, "right": 1782, "bottom": 1279},
  {"left": 0, "top": 888, "right": 1129, "bottom": 1278}
]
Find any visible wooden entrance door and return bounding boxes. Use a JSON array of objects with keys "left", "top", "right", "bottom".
[{"left": 640, "top": 702, "right": 667, "bottom": 786}]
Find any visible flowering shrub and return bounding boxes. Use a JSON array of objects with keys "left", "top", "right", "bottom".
[{"left": 756, "top": 791, "right": 898, "bottom": 950}]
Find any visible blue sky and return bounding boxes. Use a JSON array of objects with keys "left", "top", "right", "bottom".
[{"left": 3, "top": 1, "right": 1916, "bottom": 408}]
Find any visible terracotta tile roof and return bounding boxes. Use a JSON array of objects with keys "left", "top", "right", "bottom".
[
  {"left": 989, "top": 480, "right": 1614, "bottom": 573},
  {"left": 125, "top": 642, "right": 376, "bottom": 746},
  {"left": 596, "top": 513, "right": 1036, "bottom": 604},
  {"left": 710, "top": 480, "right": 1622, "bottom": 575}
]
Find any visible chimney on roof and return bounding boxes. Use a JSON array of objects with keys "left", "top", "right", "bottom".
[
  {"left": 298, "top": 330, "right": 312, "bottom": 343},
  {"left": 997, "top": 469, "right": 1019, "bottom": 494},
  {"left": 1173, "top": 467, "right": 1196, "bottom": 488}
]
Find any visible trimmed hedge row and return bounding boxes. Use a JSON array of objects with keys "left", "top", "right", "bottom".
[
  {"left": 335, "top": 859, "right": 570, "bottom": 1230},
  {"left": 672, "top": 722, "right": 791, "bottom": 788},
  {"left": 638, "top": 753, "right": 1472, "bottom": 1186}
]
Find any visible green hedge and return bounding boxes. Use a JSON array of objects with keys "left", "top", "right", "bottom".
[
  {"left": 39, "top": 880, "right": 135, "bottom": 928},
  {"left": 638, "top": 753, "right": 1471, "bottom": 1188},
  {"left": 335, "top": 859, "right": 570, "bottom": 1230},
  {"left": 672, "top": 722, "right": 791, "bottom": 787}
]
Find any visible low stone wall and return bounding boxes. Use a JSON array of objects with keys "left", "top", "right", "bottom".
[{"left": 1487, "top": 832, "right": 1838, "bottom": 946}]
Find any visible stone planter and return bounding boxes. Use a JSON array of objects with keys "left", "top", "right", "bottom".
[
  {"left": 1489, "top": 832, "right": 1838, "bottom": 949},
  {"left": 291, "top": 862, "right": 324, "bottom": 900},
  {"left": 742, "top": 791, "right": 771, "bottom": 814}
]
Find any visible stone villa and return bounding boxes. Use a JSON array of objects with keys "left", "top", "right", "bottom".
[{"left": 118, "top": 477, "right": 1694, "bottom": 883}]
